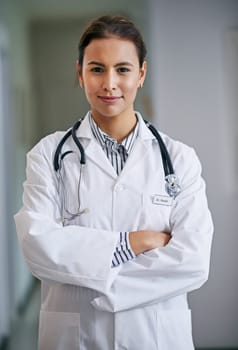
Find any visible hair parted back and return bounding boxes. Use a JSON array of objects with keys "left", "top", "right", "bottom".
[{"left": 78, "top": 15, "right": 147, "bottom": 68}]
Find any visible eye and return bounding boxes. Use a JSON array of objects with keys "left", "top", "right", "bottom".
[
  {"left": 90, "top": 67, "right": 104, "bottom": 73},
  {"left": 117, "top": 67, "right": 130, "bottom": 73}
]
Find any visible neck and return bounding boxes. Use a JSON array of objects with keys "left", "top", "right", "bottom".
[{"left": 91, "top": 112, "right": 137, "bottom": 142}]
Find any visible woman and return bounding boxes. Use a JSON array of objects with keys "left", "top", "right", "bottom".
[{"left": 15, "top": 15, "right": 213, "bottom": 350}]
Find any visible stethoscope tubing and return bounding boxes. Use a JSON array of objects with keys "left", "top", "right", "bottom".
[
  {"left": 72, "top": 120, "right": 86, "bottom": 165},
  {"left": 144, "top": 121, "right": 174, "bottom": 177},
  {"left": 54, "top": 128, "right": 73, "bottom": 172}
]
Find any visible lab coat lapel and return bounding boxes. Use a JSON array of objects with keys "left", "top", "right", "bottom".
[
  {"left": 120, "top": 138, "right": 149, "bottom": 177},
  {"left": 75, "top": 113, "right": 117, "bottom": 179},
  {"left": 120, "top": 113, "right": 156, "bottom": 176},
  {"left": 85, "top": 140, "right": 117, "bottom": 179}
]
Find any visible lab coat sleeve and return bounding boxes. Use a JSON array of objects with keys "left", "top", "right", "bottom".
[
  {"left": 14, "top": 140, "right": 119, "bottom": 294},
  {"left": 92, "top": 147, "right": 214, "bottom": 312}
]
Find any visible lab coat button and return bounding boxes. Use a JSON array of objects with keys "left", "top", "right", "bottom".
[{"left": 115, "top": 184, "right": 124, "bottom": 192}]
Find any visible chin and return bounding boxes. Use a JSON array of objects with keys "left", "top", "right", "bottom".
[{"left": 94, "top": 109, "right": 124, "bottom": 119}]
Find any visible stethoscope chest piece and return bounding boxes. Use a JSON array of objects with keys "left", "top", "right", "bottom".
[{"left": 165, "top": 174, "right": 181, "bottom": 199}]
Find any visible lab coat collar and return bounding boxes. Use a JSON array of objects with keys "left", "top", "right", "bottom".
[
  {"left": 74, "top": 111, "right": 156, "bottom": 180},
  {"left": 76, "top": 111, "right": 156, "bottom": 142}
]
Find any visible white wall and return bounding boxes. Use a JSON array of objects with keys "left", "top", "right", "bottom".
[{"left": 149, "top": 0, "right": 238, "bottom": 348}]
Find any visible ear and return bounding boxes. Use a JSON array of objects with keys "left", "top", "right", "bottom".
[
  {"left": 138, "top": 60, "right": 147, "bottom": 88},
  {"left": 76, "top": 60, "right": 84, "bottom": 88}
]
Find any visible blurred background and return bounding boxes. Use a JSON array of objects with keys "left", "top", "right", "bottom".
[{"left": 0, "top": 0, "right": 238, "bottom": 349}]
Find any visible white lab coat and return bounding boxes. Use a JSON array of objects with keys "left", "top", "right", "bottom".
[{"left": 15, "top": 112, "right": 213, "bottom": 350}]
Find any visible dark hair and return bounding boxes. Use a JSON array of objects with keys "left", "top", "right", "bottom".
[{"left": 78, "top": 15, "right": 147, "bottom": 68}]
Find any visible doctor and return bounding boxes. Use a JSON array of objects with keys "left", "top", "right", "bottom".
[{"left": 15, "top": 15, "right": 213, "bottom": 350}]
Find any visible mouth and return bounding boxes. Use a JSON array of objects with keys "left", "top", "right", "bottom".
[{"left": 98, "top": 96, "right": 122, "bottom": 103}]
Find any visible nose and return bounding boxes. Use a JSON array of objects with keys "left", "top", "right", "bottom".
[{"left": 102, "top": 70, "right": 117, "bottom": 92}]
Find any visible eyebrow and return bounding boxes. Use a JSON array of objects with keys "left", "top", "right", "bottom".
[{"left": 87, "top": 61, "right": 134, "bottom": 67}]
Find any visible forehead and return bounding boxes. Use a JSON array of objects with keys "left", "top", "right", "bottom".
[{"left": 83, "top": 37, "right": 139, "bottom": 64}]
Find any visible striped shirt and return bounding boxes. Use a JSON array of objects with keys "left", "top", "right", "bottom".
[
  {"left": 89, "top": 114, "right": 139, "bottom": 175},
  {"left": 89, "top": 114, "right": 138, "bottom": 267}
]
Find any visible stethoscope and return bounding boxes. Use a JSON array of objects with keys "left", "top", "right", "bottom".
[{"left": 53, "top": 118, "right": 181, "bottom": 223}]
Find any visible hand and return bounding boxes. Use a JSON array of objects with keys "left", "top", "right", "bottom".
[{"left": 129, "top": 230, "right": 171, "bottom": 256}]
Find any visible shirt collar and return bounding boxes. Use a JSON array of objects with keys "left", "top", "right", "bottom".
[{"left": 89, "top": 113, "right": 139, "bottom": 154}]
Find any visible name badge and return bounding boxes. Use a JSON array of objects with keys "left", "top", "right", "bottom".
[{"left": 152, "top": 194, "right": 173, "bottom": 206}]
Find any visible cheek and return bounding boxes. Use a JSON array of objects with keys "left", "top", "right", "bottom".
[
  {"left": 125, "top": 75, "right": 140, "bottom": 90},
  {"left": 125, "top": 80, "right": 139, "bottom": 98},
  {"left": 83, "top": 78, "right": 99, "bottom": 97}
]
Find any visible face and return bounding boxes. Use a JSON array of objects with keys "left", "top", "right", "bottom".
[{"left": 77, "top": 36, "right": 146, "bottom": 123}]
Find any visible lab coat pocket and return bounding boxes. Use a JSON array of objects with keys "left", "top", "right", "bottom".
[
  {"left": 142, "top": 193, "right": 173, "bottom": 232},
  {"left": 38, "top": 310, "right": 80, "bottom": 350},
  {"left": 156, "top": 309, "right": 194, "bottom": 350}
]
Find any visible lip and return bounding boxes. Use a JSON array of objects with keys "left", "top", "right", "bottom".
[{"left": 98, "top": 96, "right": 122, "bottom": 103}]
